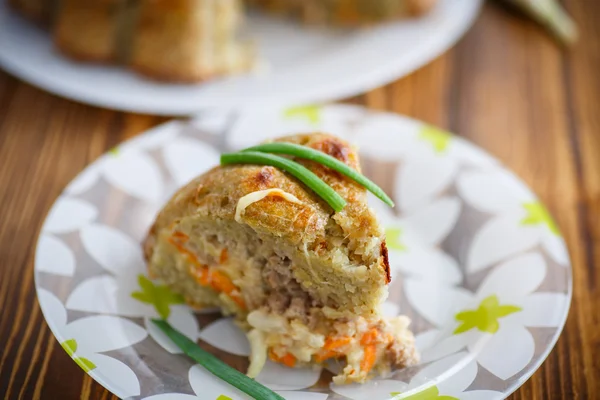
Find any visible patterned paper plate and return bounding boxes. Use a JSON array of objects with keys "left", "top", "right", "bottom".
[{"left": 34, "top": 105, "right": 572, "bottom": 400}]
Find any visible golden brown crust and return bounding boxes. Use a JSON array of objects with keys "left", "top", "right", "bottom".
[
  {"left": 130, "top": 0, "right": 208, "bottom": 81},
  {"left": 145, "top": 133, "right": 388, "bottom": 281},
  {"left": 53, "top": 0, "right": 121, "bottom": 63},
  {"left": 143, "top": 224, "right": 157, "bottom": 262},
  {"left": 130, "top": 0, "right": 251, "bottom": 83},
  {"left": 309, "top": 135, "right": 357, "bottom": 167},
  {"left": 380, "top": 241, "right": 391, "bottom": 284},
  {"left": 141, "top": 133, "right": 415, "bottom": 383},
  {"left": 11, "top": 0, "right": 434, "bottom": 82},
  {"left": 53, "top": 43, "right": 116, "bottom": 64}
]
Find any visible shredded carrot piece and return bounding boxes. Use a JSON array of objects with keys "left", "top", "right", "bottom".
[
  {"left": 189, "top": 264, "right": 210, "bottom": 286},
  {"left": 172, "top": 231, "right": 189, "bottom": 241},
  {"left": 324, "top": 336, "right": 352, "bottom": 351},
  {"left": 268, "top": 349, "right": 277, "bottom": 360},
  {"left": 229, "top": 293, "right": 246, "bottom": 309},
  {"left": 167, "top": 236, "right": 184, "bottom": 249},
  {"left": 314, "top": 350, "right": 337, "bottom": 363},
  {"left": 170, "top": 235, "right": 210, "bottom": 281},
  {"left": 168, "top": 237, "right": 199, "bottom": 264},
  {"left": 167, "top": 221, "right": 178, "bottom": 230},
  {"left": 315, "top": 336, "right": 352, "bottom": 362},
  {"left": 269, "top": 349, "right": 296, "bottom": 368},
  {"left": 219, "top": 248, "right": 229, "bottom": 264},
  {"left": 209, "top": 270, "right": 246, "bottom": 309},
  {"left": 209, "top": 270, "right": 237, "bottom": 293},
  {"left": 169, "top": 236, "right": 210, "bottom": 285},
  {"left": 360, "top": 328, "right": 379, "bottom": 346},
  {"left": 169, "top": 235, "right": 245, "bottom": 309},
  {"left": 360, "top": 345, "right": 377, "bottom": 373},
  {"left": 280, "top": 353, "right": 296, "bottom": 368}
]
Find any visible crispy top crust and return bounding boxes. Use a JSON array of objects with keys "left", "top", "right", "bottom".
[{"left": 145, "top": 133, "right": 390, "bottom": 282}]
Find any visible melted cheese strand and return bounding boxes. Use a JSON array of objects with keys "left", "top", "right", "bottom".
[
  {"left": 246, "top": 329, "right": 268, "bottom": 378},
  {"left": 235, "top": 189, "right": 303, "bottom": 223},
  {"left": 221, "top": 151, "right": 346, "bottom": 212}
]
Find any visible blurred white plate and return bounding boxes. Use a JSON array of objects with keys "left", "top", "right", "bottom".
[{"left": 0, "top": 0, "right": 481, "bottom": 115}]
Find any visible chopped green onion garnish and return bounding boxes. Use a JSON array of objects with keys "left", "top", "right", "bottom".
[
  {"left": 221, "top": 151, "right": 347, "bottom": 212},
  {"left": 152, "top": 319, "right": 285, "bottom": 400},
  {"left": 243, "top": 142, "right": 395, "bottom": 208}
]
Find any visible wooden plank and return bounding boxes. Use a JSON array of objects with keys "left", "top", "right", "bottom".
[
  {"left": 0, "top": 84, "right": 117, "bottom": 400},
  {"left": 562, "top": 0, "right": 600, "bottom": 397}
]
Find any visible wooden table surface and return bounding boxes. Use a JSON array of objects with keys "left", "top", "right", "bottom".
[{"left": 0, "top": 1, "right": 598, "bottom": 399}]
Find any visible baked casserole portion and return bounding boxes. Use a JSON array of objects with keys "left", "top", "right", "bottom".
[{"left": 144, "top": 133, "right": 418, "bottom": 384}]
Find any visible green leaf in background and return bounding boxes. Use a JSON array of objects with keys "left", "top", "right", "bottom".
[
  {"left": 131, "top": 275, "right": 184, "bottom": 319},
  {"left": 502, "top": 0, "right": 577, "bottom": 45}
]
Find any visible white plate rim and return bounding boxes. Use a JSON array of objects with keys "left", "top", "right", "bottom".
[{"left": 0, "top": 0, "right": 482, "bottom": 115}]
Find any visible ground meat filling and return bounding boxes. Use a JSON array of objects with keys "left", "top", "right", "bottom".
[{"left": 262, "top": 254, "right": 319, "bottom": 320}]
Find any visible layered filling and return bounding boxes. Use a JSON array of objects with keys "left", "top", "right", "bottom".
[
  {"left": 247, "top": 308, "right": 415, "bottom": 383},
  {"left": 148, "top": 194, "right": 417, "bottom": 383}
]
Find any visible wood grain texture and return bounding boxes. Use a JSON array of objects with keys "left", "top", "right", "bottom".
[{"left": 0, "top": 1, "right": 598, "bottom": 399}]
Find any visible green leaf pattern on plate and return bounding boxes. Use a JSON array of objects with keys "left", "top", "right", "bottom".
[
  {"left": 419, "top": 126, "right": 452, "bottom": 154},
  {"left": 386, "top": 227, "right": 407, "bottom": 251},
  {"left": 61, "top": 338, "right": 97, "bottom": 373},
  {"left": 521, "top": 202, "right": 560, "bottom": 236},
  {"left": 61, "top": 338, "right": 77, "bottom": 356},
  {"left": 391, "top": 386, "right": 458, "bottom": 399},
  {"left": 454, "top": 295, "right": 522, "bottom": 334},
  {"left": 284, "top": 105, "right": 321, "bottom": 124},
  {"left": 74, "top": 357, "right": 97, "bottom": 373},
  {"left": 131, "top": 275, "right": 185, "bottom": 319}
]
